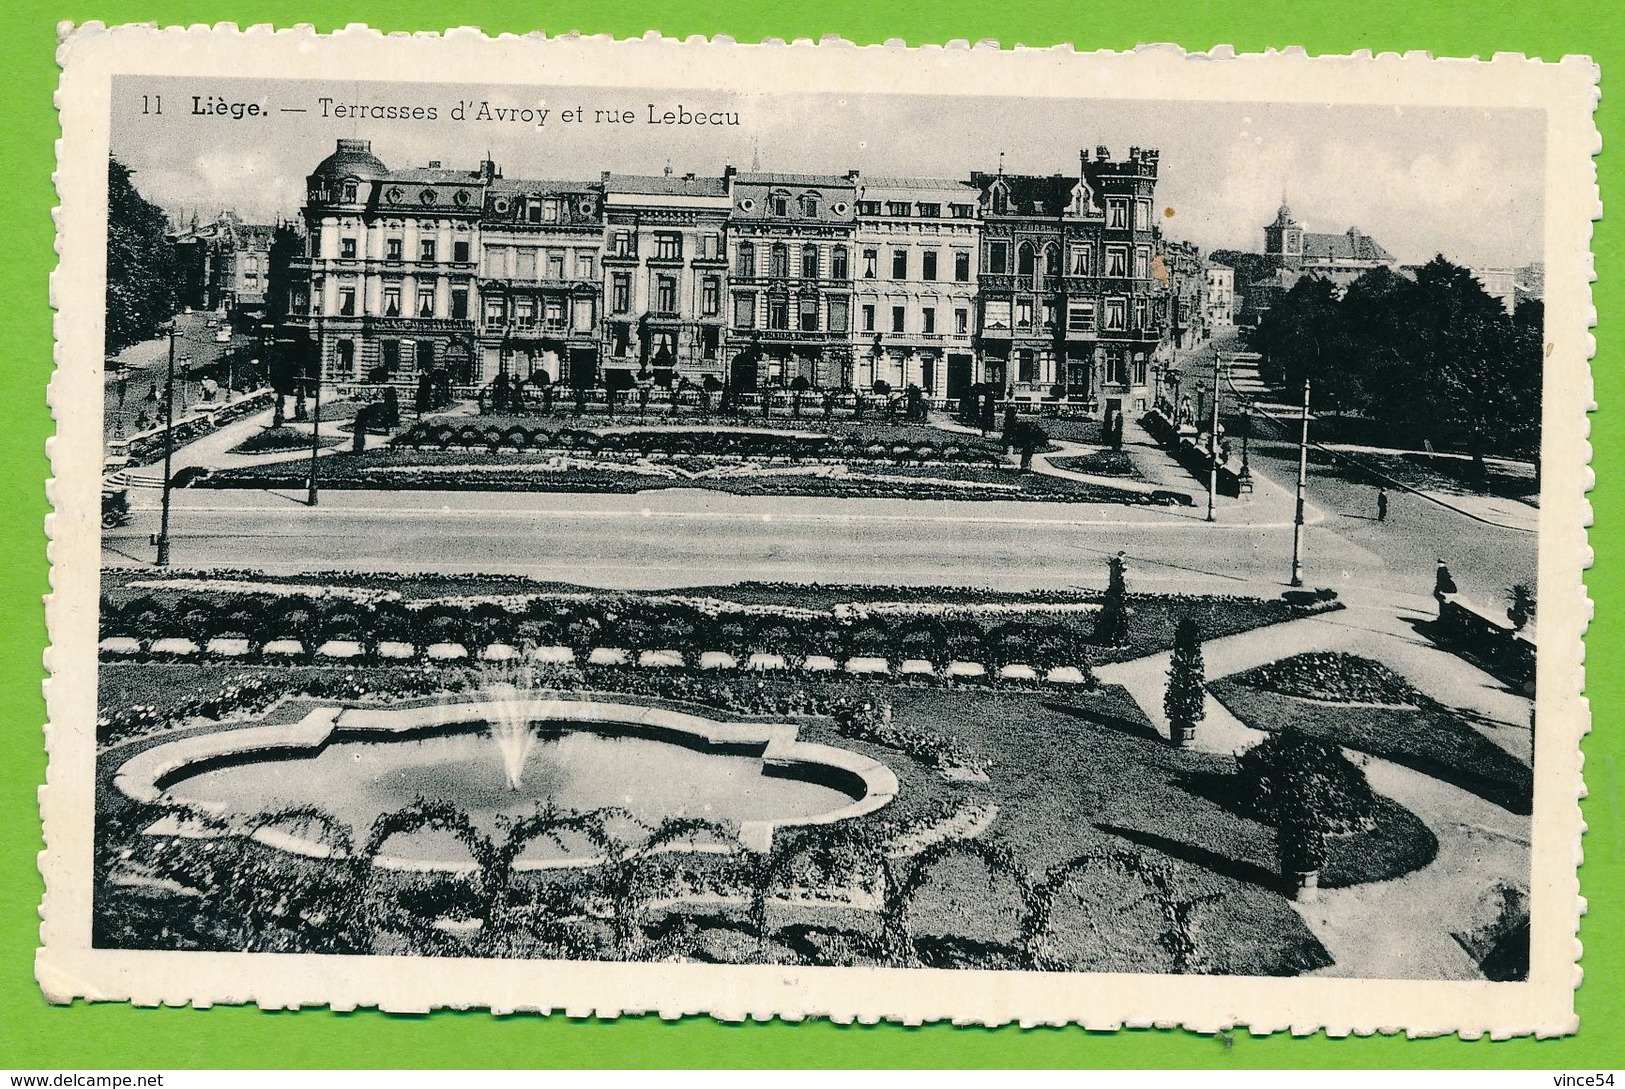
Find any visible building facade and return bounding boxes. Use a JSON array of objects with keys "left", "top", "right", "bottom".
[
  {"left": 600, "top": 171, "right": 732, "bottom": 389},
  {"left": 288, "top": 139, "right": 484, "bottom": 386},
  {"left": 1203, "top": 261, "right": 1236, "bottom": 328},
  {"left": 172, "top": 211, "right": 277, "bottom": 313},
  {"left": 851, "top": 178, "right": 980, "bottom": 399},
  {"left": 725, "top": 171, "right": 858, "bottom": 391},
  {"left": 478, "top": 178, "right": 603, "bottom": 388}
]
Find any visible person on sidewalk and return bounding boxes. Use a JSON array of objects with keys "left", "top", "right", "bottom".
[
  {"left": 1434, "top": 558, "right": 1458, "bottom": 602},
  {"left": 1377, "top": 486, "right": 1389, "bottom": 523}
]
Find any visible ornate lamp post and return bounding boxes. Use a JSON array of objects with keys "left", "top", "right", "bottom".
[
  {"left": 111, "top": 360, "right": 129, "bottom": 440},
  {"left": 307, "top": 330, "right": 322, "bottom": 507},
  {"left": 155, "top": 323, "right": 178, "bottom": 566}
]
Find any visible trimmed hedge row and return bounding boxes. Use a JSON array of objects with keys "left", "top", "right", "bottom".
[{"left": 391, "top": 422, "right": 1000, "bottom": 465}]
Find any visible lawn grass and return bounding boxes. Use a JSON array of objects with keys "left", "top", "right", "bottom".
[
  {"left": 1210, "top": 671, "right": 1534, "bottom": 814},
  {"left": 95, "top": 661, "right": 1334, "bottom": 975}
]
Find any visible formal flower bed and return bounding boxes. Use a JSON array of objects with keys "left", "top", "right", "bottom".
[
  {"left": 228, "top": 426, "right": 343, "bottom": 455},
  {"left": 1234, "top": 651, "right": 1422, "bottom": 706}
]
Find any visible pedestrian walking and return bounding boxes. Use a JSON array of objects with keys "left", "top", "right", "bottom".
[{"left": 1377, "top": 487, "right": 1389, "bottom": 523}]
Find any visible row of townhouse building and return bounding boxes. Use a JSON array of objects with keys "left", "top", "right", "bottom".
[{"left": 285, "top": 138, "right": 1213, "bottom": 419}]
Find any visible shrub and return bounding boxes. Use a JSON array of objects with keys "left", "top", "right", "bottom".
[
  {"left": 1235, "top": 727, "right": 1379, "bottom": 877},
  {"left": 1163, "top": 617, "right": 1205, "bottom": 746},
  {"left": 1091, "top": 553, "right": 1130, "bottom": 646}
]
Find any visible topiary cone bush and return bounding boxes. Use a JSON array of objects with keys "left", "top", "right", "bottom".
[
  {"left": 1091, "top": 552, "right": 1131, "bottom": 647},
  {"left": 1234, "top": 726, "right": 1379, "bottom": 901},
  {"left": 1163, "top": 616, "right": 1205, "bottom": 747}
]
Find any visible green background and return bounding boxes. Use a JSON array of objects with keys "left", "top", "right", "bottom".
[{"left": 0, "top": 0, "right": 1616, "bottom": 1069}]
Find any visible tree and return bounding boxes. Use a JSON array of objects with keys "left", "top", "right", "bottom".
[
  {"left": 105, "top": 159, "right": 180, "bottom": 354},
  {"left": 1092, "top": 552, "right": 1130, "bottom": 646},
  {"left": 1163, "top": 617, "right": 1205, "bottom": 746},
  {"left": 1234, "top": 727, "right": 1379, "bottom": 900}
]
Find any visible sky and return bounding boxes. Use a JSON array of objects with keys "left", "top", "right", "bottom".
[{"left": 110, "top": 75, "right": 1546, "bottom": 269}]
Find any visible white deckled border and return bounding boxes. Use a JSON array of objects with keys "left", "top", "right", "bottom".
[{"left": 40, "top": 24, "right": 1598, "bottom": 1036}]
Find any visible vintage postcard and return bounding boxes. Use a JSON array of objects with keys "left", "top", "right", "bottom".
[{"left": 41, "top": 26, "right": 1597, "bottom": 1035}]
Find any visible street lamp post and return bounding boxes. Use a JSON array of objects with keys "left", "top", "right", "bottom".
[
  {"left": 112, "top": 362, "right": 128, "bottom": 440},
  {"left": 1206, "top": 349, "right": 1222, "bottom": 523},
  {"left": 307, "top": 337, "right": 322, "bottom": 507},
  {"left": 1290, "top": 377, "right": 1311, "bottom": 587},
  {"left": 1240, "top": 401, "right": 1253, "bottom": 484},
  {"left": 155, "top": 324, "right": 178, "bottom": 566}
]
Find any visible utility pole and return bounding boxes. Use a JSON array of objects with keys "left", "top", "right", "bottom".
[
  {"left": 1290, "top": 377, "right": 1311, "bottom": 587},
  {"left": 155, "top": 325, "right": 177, "bottom": 565},
  {"left": 1206, "top": 349, "right": 1222, "bottom": 522},
  {"left": 306, "top": 337, "right": 322, "bottom": 507}
]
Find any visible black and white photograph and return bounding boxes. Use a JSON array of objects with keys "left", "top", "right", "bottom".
[{"left": 41, "top": 30, "right": 1596, "bottom": 1033}]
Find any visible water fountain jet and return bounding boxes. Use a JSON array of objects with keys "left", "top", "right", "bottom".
[{"left": 482, "top": 668, "right": 538, "bottom": 791}]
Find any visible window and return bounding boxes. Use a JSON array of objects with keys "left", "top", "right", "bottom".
[
  {"left": 922, "top": 307, "right": 936, "bottom": 334},
  {"left": 483, "top": 245, "right": 510, "bottom": 278},
  {"left": 1016, "top": 299, "right": 1033, "bottom": 330},
  {"left": 886, "top": 201, "right": 911, "bottom": 216},
  {"left": 573, "top": 298, "right": 594, "bottom": 332},
  {"left": 702, "top": 276, "right": 721, "bottom": 316},
  {"left": 861, "top": 304, "right": 876, "bottom": 332},
  {"left": 385, "top": 237, "right": 402, "bottom": 262},
  {"left": 416, "top": 341, "right": 434, "bottom": 372},
  {"left": 1041, "top": 302, "right": 1056, "bottom": 331},
  {"left": 891, "top": 305, "right": 906, "bottom": 333},
  {"left": 771, "top": 193, "right": 789, "bottom": 216},
  {"left": 892, "top": 249, "right": 909, "bottom": 279},
  {"left": 420, "top": 238, "right": 437, "bottom": 263},
  {"left": 800, "top": 193, "right": 820, "bottom": 217},
  {"left": 484, "top": 297, "right": 505, "bottom": 325},
  {"left": 1108, "top": 200, "right": 1128, "bottom": 229},
  {"left": 922, "top": 251, "right": 938, "bottom": 281},
  {"left": 858, "top": 200, "right": 881, "bottom": 215},
  {"left": 416, "top": 288, "right": 435, "bottom": 318},
  {"left": 802, "top": 245, "right": 819, "bottom": 279},
  {"left": 547, "top": 252, "right": 565, "bottom": 280},
  {"left": 1068, "top": 243, "right": 1092, "bottom": 275},
  {"left": 954, "top": 251, "right": 971, "bottom": 282},
  {"left": 514, "top": 299, "right": 535, "bottom": 326},
  {"left": 768, "top": 296, "right": 789, "bottom": 330},
  {"left": 526, "top": 201, "right": 542, "bottom": 224},
  {"left": 983, "top": 299, "right": 1011, "bottom": 330},
  {"left": 611, "top": 230, "right": 633, "bottom": 257},
  {"left": 655, "top": 275, "right": 678, "bottom": 313},
  {"left": 828, "top": 297, "right": 849, "bottom": 333},
  {"left": 1018, "top": 350, "right": 1037, "bottom": 383},
  {"left": 451, "top": 288, "right": 468, "bottom": 320},
  {"left": 610, "top": 322, "right": 632, "bottom": 356},
  {"left": 737, "top": 242, "right": 755, "bottom": 277},
  {"left": 832, "top": 246, "right": 849, "bottom": 279},
  {"left": 954, "top": 307, "right": 969, "bottom": 335},
  {"left": 1067, "top": 300, "right": 1095, "bottom": 331},
  {"left": 611, "top": 273, "right": 631, "bottom": 313},
  {"left": 654, "top": 233, "right": 682, "bottom": 261},
  {"left": 1106, "top": 346, "right": 1128, "bottom": 384},
  {"left": 1017, "top": 245, "right": 1036, "bottom": 277},
  {"left": 383, "top": 287, "right": 401, "bottom": 317},
  {"left": 981, "top": 240, "right": 1007, "bottom": 274},
  {"left": 542, "top": 199, "right": 559, "bottom": 222},
  {"left": 576, "top": 253, "right": 595, "bottom": 279},
  {"left": 862, "top": 248, "right": 878, "bottom": 278},
  {"left": 338, "top": 287, "right": 356, "bottom": 316},
  {"left": 342, "top": 180, "right": 358, "bottom": 203},
  {"left": 337, "top": 339, "right": 356, "bottom": 377},
  {"left": 1135, "top": 247, "right": 1150, "bottom": 279},
  {"left": 1105, "top": 298, "right": 1127, "bottom": 329},
  {"left": 381, "top": 340, "right": 401, "bottom": 378},
  {"left": 453, "top": 240, "right": 470, "bottom": 263},
  {"left": 340, "top": 237, "right": 357, "bottom": 260},
  {"left": 1134, "top": 298, "right": 1149, "bottom": 329},
  {"left": 1107, "top": 246, "right": 1128, "bottom": 277},
  {"left": 916, "top": 202, "right": 941, "bottom": 218},
  {"left": 734, "top": 293, "right": 756, "bottom": 328},
  {"left": 544, "top": 300, "right": 565, "bottom": 329},
  {"left": 1137, "top": 199, "right": 1153, "bottom": 229},
  {"left": 950, "top": 203, "right": 975, "bottom": 219},
  {"left": 799, "top": 297, "right": 819, "bottom": 331},
  {"left": 699, "top": 233, "right": 721, "bottom": 259},
  {"left": 770, "top": 243, "right": 790, "bottom": 278},
  {"left": 516, "top": 249, "right": 538, "bottom": 280}
]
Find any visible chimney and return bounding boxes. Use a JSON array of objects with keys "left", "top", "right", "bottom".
[
  {"left": 427, "top": 160, "right": 442, "bottom": 169},
  {"left": 847, "top": 168, "right": 860, "bottom": 182},
  {"left": 1096, "top": 145, "right": 1110, "bottom": 162}
]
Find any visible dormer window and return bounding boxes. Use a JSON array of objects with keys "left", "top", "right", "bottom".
[
  {"left": 771, "top": 193, "right": 790, "bottom": 217},
  {"left": 342, "top": 179, "right": 358, "bottom": 203},
  {"left": 800, "top": 193, "right": 821, "bottom": 217}
]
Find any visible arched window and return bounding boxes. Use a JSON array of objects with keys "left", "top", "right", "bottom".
[
  {"left": 801, "top": 244, "right": 819, "bottom": 279},
  {"left": 1041, "top": 243, "right": 1060, "bottom": 285},
  {"left": 737, "top": 241, "right": 755, "bottom": 278},
  {"left": 770, "top": 243, "right": 789, "bottom": 278},
  {"left": 1017, "top": 243, "right": 1036, "bottom": 277}
]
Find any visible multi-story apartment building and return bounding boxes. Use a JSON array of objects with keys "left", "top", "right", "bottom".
[
  {"left": 851, "top": 178, "right": 981, "bottom": 399},
  {"left": 599, "top": 171, "right": 732, "bottom": 389},
  {"left": 1203, "top": 261, "right": 1236, "bottom": 328},
  {"left": 477, "top": 177, "right": 603, "bottom": 387},
  {"left": 172, "top": 211, "right": 278, "bottom": 313},
  {"left": 726, "top": 171, "right": 858, "bottom": 391},
  {"left": 972, "top": 148, "right": 1162, "bottom": 418},
  {"left": 288, "top": 139, "right": 484, "bottom": 386}
]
